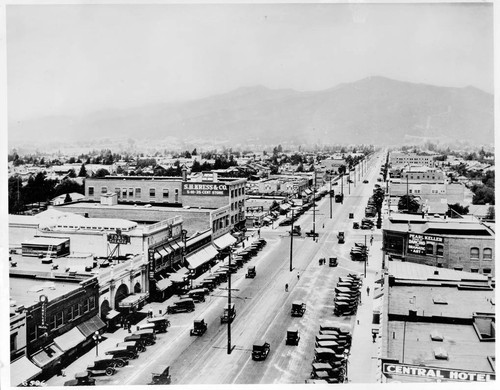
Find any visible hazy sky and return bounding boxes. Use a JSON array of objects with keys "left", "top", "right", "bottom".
[{"left": 6, "top": 1, "right": 494, "bottom": 122}]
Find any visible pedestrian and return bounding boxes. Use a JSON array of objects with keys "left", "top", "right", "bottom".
[
  {"left": 242, "top": 242, "right": 245, "bottom": 248},
  {"left": 285, "top": 283, "right": 288, "bottom": 292},
  {"left": 366, "top": 286, "right": 370, "bottom": 296},
  {"left": 370, "top": 235, "right": 374, "bottom": 246},
  {"left": 372, "top": 332, "right": 377, "bottom": 343},
  {"left": 258, "top": 229, "right": 261, "bottom": 237},
  {"left": 297, "top": 271, "right": 300, "bottom": 280},
  {"left": 322, "top": 223, "right": 325, "bottom": 229},
  {"left": 127, "top": 321, "right": 131, "bottom": 333}
]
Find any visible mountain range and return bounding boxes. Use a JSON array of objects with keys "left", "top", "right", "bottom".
[{"left": 9, "top": 76, "right": 494, "bottom": 149}]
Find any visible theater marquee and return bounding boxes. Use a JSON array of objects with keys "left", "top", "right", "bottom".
[{"left": 182, "top": 182, "right": 229, "bottom": 196}]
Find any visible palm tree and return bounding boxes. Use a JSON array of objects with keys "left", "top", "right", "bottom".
[{"left": 372, "top": 187, "right": 385, "bottom": 228}]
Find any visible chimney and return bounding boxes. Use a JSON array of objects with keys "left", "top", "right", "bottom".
[{"left": 181, "top": 166, "right": 187, "bottom": 181}]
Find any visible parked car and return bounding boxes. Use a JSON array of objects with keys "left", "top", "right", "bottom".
[
  {"left": 252, "top": 340, "right": 271, "bottom": 361},
  {"left": 104, "top": 347, "right": 137, "bottom": 361},
  {"left": 167, "top": 298, "right": 195, "bottom": 314},
  {"left": 245, "top": 266, "right": 256, "bottom": 278},
  {"left": 291, "top": 301, "right": 306, "bottom": 317},
  {"left": 124, "top": 334, "right": 151, "bottom": 348},
  {"left": 190, "top": 318, "right": 208, "bottom": 336},
  {"left": 116, "top": 341, "right": 141, "bottom": 356},
  {"left": 87, "top": 357, "right": 123, "bottom": 376},
  {"left": 329, "top": 257, "right": 338, "bottom": 267},
  {"left": 220, "top": 303, "right": 236, "bottom": 324},
  {"left": 147, "top": 317, "right": 170, "bottom": 333},
  {"left": 337, "top": 232, "right": 345, "bottom": 244},
  {"left": 64, "top": 372, "right": 96, "bottom": 386},
  {"left": 149, "top": 365, "right": 171, "bottom": 385},
  {"left": 188, "top": 288, "right": 207, "bottom": 303},
  {"left": 363, "top": 179, "right": 369, "bottom": 183},
  {"left": 352, "top": 222, "right": 359, "bottom": 229},
  {"left": 286, "top": 329, "right": 300, "bottom": 346}
]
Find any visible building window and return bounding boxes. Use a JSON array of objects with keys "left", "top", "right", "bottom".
[
  {"left": 163, "top": 189, "right": 169, "bottom": 198},
  {"left": 482, "top": 268, "right": 492, "bottom": 275},
  {"left": 115, "top": 188, "right": 120, "bottom": 198},
  {"left": 483, "top": 248, "right": 492, "bottom": 260},
  {"left": 426, "top": 243, "right": 434, "bottom": 255},
  {"left": 470, "top": 247, "right": 480, "bottom": 259},
  {"left": 436, "top": 244, "right": 444, "bottom": 257},
  {"left": 101, "top": 186, "right": 108, "bottom": 194},
  {"left": 174, "top": 189, "right": 179, "bottom": 202},
  {"left": 128, "top": 188, "right": 133, "bottom": 197},
  {"left": 28, "top": 325, "right": 37, "bottom": 342},
  {"left": 50, "top": 312, "right": 64, "bottom": 330},
  {"left": 11, "top": 333, "right": 18, "bottom": 351},
  {"left": 122, "top": 188, "right": 127, "bottom": 198},
  {"left": 135, "top": 188, "right": 141, "bottom": 197},
  {"left": 88, "top": 187, "right": 94, "bottom": 196},
  {"left": 150, "top": 188, "right": 156, "bottom": 197},
  {"left": 89, "top": 296, "right": 96, "bottom": 310}
]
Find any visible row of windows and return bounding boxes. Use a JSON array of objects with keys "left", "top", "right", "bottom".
[
  {"left": 470, "top": 247, "right": 493, "bottom": 260},
  {"left": 454, "top": 267, "right": 492, "bottom": 274},
  {"left": 425, "top": 243, "right": 444, "bottom": 256},
  {"left": 231, "top": 200, "right": 244, "bottom": 211},
  {"left": 230, "top": 187, "right": 245, "bottom": 198}
]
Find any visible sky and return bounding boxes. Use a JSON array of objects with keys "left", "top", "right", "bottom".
[{"left": 5, "top": 1, "right": 495, "bottom": 122}]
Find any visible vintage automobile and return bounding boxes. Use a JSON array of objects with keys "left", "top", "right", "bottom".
[
  {"left": 220, "top": 303, "right": 236, "bottom": 324},
  {"left": 149, "top": 365, "right": 171, "bottom": 385},
  {"left": 352, "top": 222, "right": 360, "bottom": 229},
  {"left": 315, "top": 334, "right": 339, "bottom": 343},
  {"left": 314, "top": 348, "right": 337, "bottom": 363},
  {"left": 245, "top": 266, "right": 256, "bottom": 279},
  {"left": 147, "top": 317, "right": 170, "bottom": 333},
  {"left": 252, "top": 340, "right": 271, "bottom": 361},
  {"left": 285, "top": 329, "right": 300, "bottom": 346},
  {"left": 124, "top": 334, "right": 151, "bottom": 348},
  {"left": 291, "top": 301, "right": 306, "bottom": 317},
  {"left": 188, "top": 288, "right": 207, "bottom": 303},
  {"left": 129, "top": 330, "right": 156, "bottom": 346},
  {"left": 190, "top": 318, "right": 208, "bottom": 336},
  {"left": 104, "top": 346, "right": 138, "bottom": 361},
  {"left": 167, "top": 298, "right": 195, "bottom": 314},
  {"left": 87, "top": 357, "right": 124, "bottom": 376},
  {"left": 329, "top": 257, "right": 338, "bottom": 267},
  {"left": 63, "top": 371, "right": 96, "bottom": 386},
  {"left": 137, "top": 323, "right": 156, "bottom": 332},
  {"left": 116, "top": 341, "right": 141, "bottom": 355},
  {"left": 311, "top": 362, "right": 334, "bottom": 378},
  {"left": 363, "top": 179, "right": 369, "bottom": 184},
  {"left": 305, "top": 230, "right": 319, "bottom": 238},
  {"left": 337, "top": 232, "right": 345, "bottom": 244}
]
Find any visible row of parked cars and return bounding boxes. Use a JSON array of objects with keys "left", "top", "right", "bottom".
[
  {"left": 350, "top": 242, "right": 369, "bottom": 262},
  {"left": 307, "top": 322, "right": 353, "bottom": 384},
  {"left": 64, "top": 317, "right": 170, "bottom": 385},
  {"left": 333, "top": 274, "right": 363, "bottom": 317}
]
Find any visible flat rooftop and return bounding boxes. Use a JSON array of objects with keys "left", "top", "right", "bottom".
[
  {"left": 56, "top": 201, "right": 217, "bottom": 212},
  {"left": 388, "top": 261, "right": 489, "bottom": 283},
  {"left": 386, "top": 321, "right": 495, "bottom": 373}
]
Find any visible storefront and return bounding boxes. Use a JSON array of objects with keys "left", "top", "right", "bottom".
[
  {"left": 11, "top": 356, "right": 42, "bottom": 387},
  {"left": 185, "top": 245, "right": 219, "bottom": 277}
]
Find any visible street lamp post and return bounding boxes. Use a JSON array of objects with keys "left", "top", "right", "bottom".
[
  {"left": 93, "top": 331, "right": 102, "bottom": 356},
  {"left": 289, "top": 208, "right": 295, "bottom": 272}
]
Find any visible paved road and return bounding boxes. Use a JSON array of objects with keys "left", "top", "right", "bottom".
[{"left": 92, "top": 153, "right": 384, "bottom": 385}]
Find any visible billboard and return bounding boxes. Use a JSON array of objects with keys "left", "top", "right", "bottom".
[
  {"left": 182, "top": 182, "right": 229, "bottom": 196},
  {"left": 408, "top": 233, "right": 443, "bottom": 255}
]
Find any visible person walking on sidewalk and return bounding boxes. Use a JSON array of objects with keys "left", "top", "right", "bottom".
[
  {"left": 297, "top": 271, "right": 300, "bottom": 280},
  {"left": 366, "top": 286, "right": 370, "bottom": 296},
  {"left": 285, "top": 283, "right": 288, "bottom": 292},
  {"left": 370, "top": 235, "right": 374, "bottom": 246}
]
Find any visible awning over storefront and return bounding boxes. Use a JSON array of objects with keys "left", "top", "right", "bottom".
[
  {"left": 11, "top": 356, "right": 43, "bottom": 386},
  {"left": 159, "top": 246, "right": 172, "bottom": 257},
  {"left": 106, "top": 309, "right": 121, "bottom": 320},
  {"left": 76, "top": 315, "right": 107, "bottom": 338},
  {"left": 31, "top": 344, "right": 63, "bottom": 369},
  {"left": 185, "top": 245, "right": 218, "bottom": 269},
  {"left": 213, "top": 233, "right": 237, "bottom": 250},
  {"left": 303, "top": 189, "right": 312, "bottom": 195},
  {"left": 156, "top": 277, "right": 172, "bottom": 291},
  {"left": 263, "top": 216, "right": 272, "bottom": 223},
  {"left": 117, "top": 293, "right": 149, "bottom": 309},
  {"left": 53, "top": 327, "right": 86, "bottom": 352},
  {"left": 279, "top": 203, "right": 291, "bottom": 212},
  {"left": 169, "top": 241, "right": 183, "bottom": 251},
  {"left": 169, "top": 273, "right": 187, "bottom": 283}
]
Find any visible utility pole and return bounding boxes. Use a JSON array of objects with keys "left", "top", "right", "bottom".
[
  {"left": 406, "top": 174, "right": 409, "bottom": 211},
  {"left": 329, "top": 178, "right": 332, "bottom": 219},
  {"left": 289, "top": 207, "right": 295, "bottom": 272},
  {"left": 312, "top": 171, "right": 316, "bottom": 236},
  {"left": 348, "top": 171, "right": 351, "bottom": 195},
  {"left": 341, "top": 173, "right": 344, "bottom": 204},
  {"left": 227, "top": 248, "right": 232, "bottom": 354}
]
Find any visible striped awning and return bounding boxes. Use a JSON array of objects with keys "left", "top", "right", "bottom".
[
  {"left": 53, "top": 327, "right": 86, "bottom": 352},
  {"left": 185, "top": 245, "right": 218, "bottom": 269},
  {"left": 76, "top": 315, "right": 106, "bottom": 338}
]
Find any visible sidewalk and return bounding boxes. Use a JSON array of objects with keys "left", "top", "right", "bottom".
[
  {"left": 46, "top": 233, "right": 262, "bottom": 386},
  {"left": 347, "top": 231, "right": 383, "bottom": 384}
]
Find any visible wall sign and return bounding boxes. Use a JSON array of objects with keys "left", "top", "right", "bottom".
[
  {"left": 382, "top": 362, "right": 494, "bottom": 382},
  {"left": 408, "top": 233, "right": 443, "bottom": 255},
  {"left": 182, "top": 182, "right": 229, "bottom": 196}
]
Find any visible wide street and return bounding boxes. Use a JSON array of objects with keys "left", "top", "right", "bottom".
[{"left": 65, "top": 153, "right": 383, "bottom": 385}]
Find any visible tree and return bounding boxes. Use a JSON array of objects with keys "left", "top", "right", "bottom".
[
  {"left": 78, "top": 164, "right": 87, "bottom": 177},
  {"left": 447, "top": 203, "right": 469, "bottom": 217},
  {"left": 67, "top": 169, "right": 77, "bottom": 178},
  {"left": 93, "top": 168, "right": 110, "bottom": 178},
  {"left": 372, "top": 187, "right": 385, "bottom": 228},
  {"left": 191, "top": 160, "right": 202, "bottom": 172},
  {"left": 64, "top": 193, "right": 72, "bottom": 203},
  {"left": 338, "top": 165, "right": 347, "bottom": 175},
  {"left": 68, "top": 157, "right": 76, "bottom": 164},
  {"left": 398, "top": 195, "right": 420, "bottom": 213},
  {"left": 485, "top": 206, "right": 495, "bottom": 220}
]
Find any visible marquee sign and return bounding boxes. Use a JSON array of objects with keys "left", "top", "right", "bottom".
[
  {"left": 108, "top": 233, "right": 131, "bottom": 245},
  {"left": 182, "top": 182, "right": 229, "bottom": 196},
  {"left": 382, "top": 362, "right": 495, "bottom": 382},
  {"left": 408, "top": 233, "right": 443, "bottom": 255}
]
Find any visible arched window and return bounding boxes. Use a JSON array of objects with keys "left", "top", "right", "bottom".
[
  {"left": 436, "top": 244, "right": 444, "bottom": 257},
  {"left": 483, "top": 248, "right": 492, "bottom": 260},
  {"left": 470, "top": 247, "right": 480, "bottom": 259},
  {"left": 426, "top": 243, "right": 434, "bottom": 255}
]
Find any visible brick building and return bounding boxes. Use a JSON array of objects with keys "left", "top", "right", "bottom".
[{"left": 382, "top": 213, "right": 495, "bottom": 275}]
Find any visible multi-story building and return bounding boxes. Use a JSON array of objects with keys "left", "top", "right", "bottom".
[
  {"left": 389, "top": 152, "right": 437, "bottom": 167},
  {"left": 382, "top": 213, "right": 495, "bottom": 275},
  {"left": 378, "top": 261, "right": 495, "bottom": 384}
]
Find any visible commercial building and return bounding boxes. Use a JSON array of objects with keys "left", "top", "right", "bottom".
[
  {"left": 382, "top": 213, "right": 495, "bottom": 275},
  {"left": 10, "top": 269, "right": 101, "bottom": 384},
  {"left": 84, "top": 171, "right": 247, "bottom": 231},
  {"left": 389, "top": 152, "right": 437, "bottom": 167},
  {"left": 378, "top": 261, "right": 495, "bottom": 383}
]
